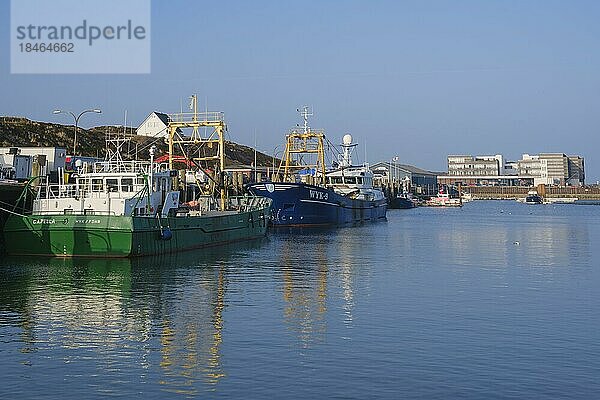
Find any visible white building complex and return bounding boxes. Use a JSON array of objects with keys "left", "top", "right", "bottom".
[{"left": 440, "top": 153, "right": 585, "bottom": 186}]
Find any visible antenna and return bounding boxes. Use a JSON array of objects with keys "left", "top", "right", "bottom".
[
  {"left": 105, "top": 120, "right": 131, "bottom": 170},
  {"left": 297, "top": 106, "right": 313, "bottom": 134}
]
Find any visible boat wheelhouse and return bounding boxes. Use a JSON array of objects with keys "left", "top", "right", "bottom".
[{"left": 33, "top": 155, "right": 179, "bottom": 219}]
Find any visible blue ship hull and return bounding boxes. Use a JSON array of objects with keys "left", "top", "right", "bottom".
[{"left": 247, "top": 182, "right": 387, "bottom": 227}]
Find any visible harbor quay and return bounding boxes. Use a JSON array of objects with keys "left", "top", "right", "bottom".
[{"left": 447, "top": 184, "right": 600, "bottom": 201}]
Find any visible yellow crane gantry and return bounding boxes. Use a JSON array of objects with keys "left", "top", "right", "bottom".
[{"left": 167, "top": 95, "right": 227, "bottom": 211}]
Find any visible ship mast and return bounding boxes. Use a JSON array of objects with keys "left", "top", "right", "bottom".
[
  {"left": 279, "top": 106, "right": 327, "bottom": 184},
  {"left": 103, "top": 124, "right": 132, "bottom": 172},
  {"left": 167, "top": 95, "right": 227, "bottom": 211},
  {"left": 300, "top": 105, "right": 312, "bottom": 134}
]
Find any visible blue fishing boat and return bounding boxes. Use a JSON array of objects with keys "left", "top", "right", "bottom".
[{"left": 247, "top": 107, "right": 386, "bottom": 227}]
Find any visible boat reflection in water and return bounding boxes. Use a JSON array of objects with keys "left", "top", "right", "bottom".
[
  {"left": 0, "top": 239, "right": 267, "bottom": 397},
  {"left": 277, "top": 229, "right": 329, "bottom": 347},
  {"left": 274, "top": 225, "right": 365, "bottom": 347},
  {"left": 2, "top": 201, "right": 597, "bottom": 399}
]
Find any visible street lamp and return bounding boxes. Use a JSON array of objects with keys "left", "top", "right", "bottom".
[
  {"left": 53, "top": 108, "right": 102, "bottom": 156},
  {"left": 392, "top": 155, "right": 399, "bottom": 183},
  {"left": 391, "top": 156, "right": 400, "bottom": 196}
]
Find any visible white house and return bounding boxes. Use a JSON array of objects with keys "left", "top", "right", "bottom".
[{"left": 136, "top": 112, "right": 173, "bottom": 138}]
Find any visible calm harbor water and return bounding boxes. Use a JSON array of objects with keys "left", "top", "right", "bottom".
[{"left": 1, "top": 200, "right": 599, "bottom": 399}]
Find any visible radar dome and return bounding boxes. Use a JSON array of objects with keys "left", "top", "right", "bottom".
[{"left": 342, "top": 134, "right": 353, "bottom": 145}]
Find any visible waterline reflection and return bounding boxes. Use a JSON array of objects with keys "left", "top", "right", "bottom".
[{"left": 0, "top": 239, "right": 268, "bottom": 396}]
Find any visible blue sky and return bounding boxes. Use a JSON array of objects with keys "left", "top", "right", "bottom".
[{"left": 2, "top": 0, "right": 600, "bottom": 180}]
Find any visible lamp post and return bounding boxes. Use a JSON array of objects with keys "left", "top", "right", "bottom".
[
  {"left": 392, "top": 156, "right": 399, "bottom": 191},
  {"left": 53, "top": 108, "right": 101, "bottom": 156}
]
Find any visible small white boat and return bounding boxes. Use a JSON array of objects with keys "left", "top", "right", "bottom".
[
  {"left": 524, "top": 190, "right": 543, "bottom": 205},
  {"left": 425, "top": 191, "right": 462, "bottom": 207},
  {"left": 461, "top": 192, "right": 474, "bottom": 203}
]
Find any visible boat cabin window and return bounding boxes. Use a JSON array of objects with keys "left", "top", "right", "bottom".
[
  {"left": 329, "top": 177, "right": 343, "bottom": 184},
  {"left": 91, "top": 178, "right": 103, "bottom": 192},
  {"left": 78, "top": 178, "right": 90, "bottom": 190},
  {"left": 106, "top": 178, "right": 119, "bottom": 192},
  {"left": 344, "top": 177, "right": 356, "bottom": 184},
  {"left": 356, "top": 177, "right": 363, "bottom": 184},
  {"left": 137, "top": 177, "right": 145, "bottom": 186},
  {"left": 121, "top": 178, "right": 134, "bottom": 192}
]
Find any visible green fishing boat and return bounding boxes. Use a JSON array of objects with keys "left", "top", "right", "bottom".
[
  {"left": 3, "top": 160, "right": 270, "bottom": 257},
  {"left": 3, "top": 99, "right": 271, "bottom": 257}
]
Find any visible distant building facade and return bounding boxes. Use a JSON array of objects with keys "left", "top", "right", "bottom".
[
  {"left": 0, "top": 150, "right": 31, "bottom": 180},
  {"left": 439, "top": 153, "right": 585, "bottom": 187},
  {"left": 567, "top": 155, "right": 585, "bottom": 186},
  {"left": 371, "top": 161, "right": 438, "bottom": 195},
  {"left": 447, "top": 155, "right": 504, "bottom": 177},
  {"left": 0, "top": 147, "right": 66, "bottom": 181}
]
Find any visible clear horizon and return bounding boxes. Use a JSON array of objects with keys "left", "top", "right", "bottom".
[{"left": 2, "top": 0, "right": 599, "bottom": 181}]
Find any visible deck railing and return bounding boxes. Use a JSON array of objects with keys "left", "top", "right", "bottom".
[
  {"left": 168, "top": 112, "right": 225, "bottom": 124},
  {"left": 91, "top": 160, "right": 151, "bottom": 173},
  {"left": 37, "top": 184, "right": 143, "bottom": 200},
  {"left": 32, "top": 209, "right": 119, "bottom": 216}
]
